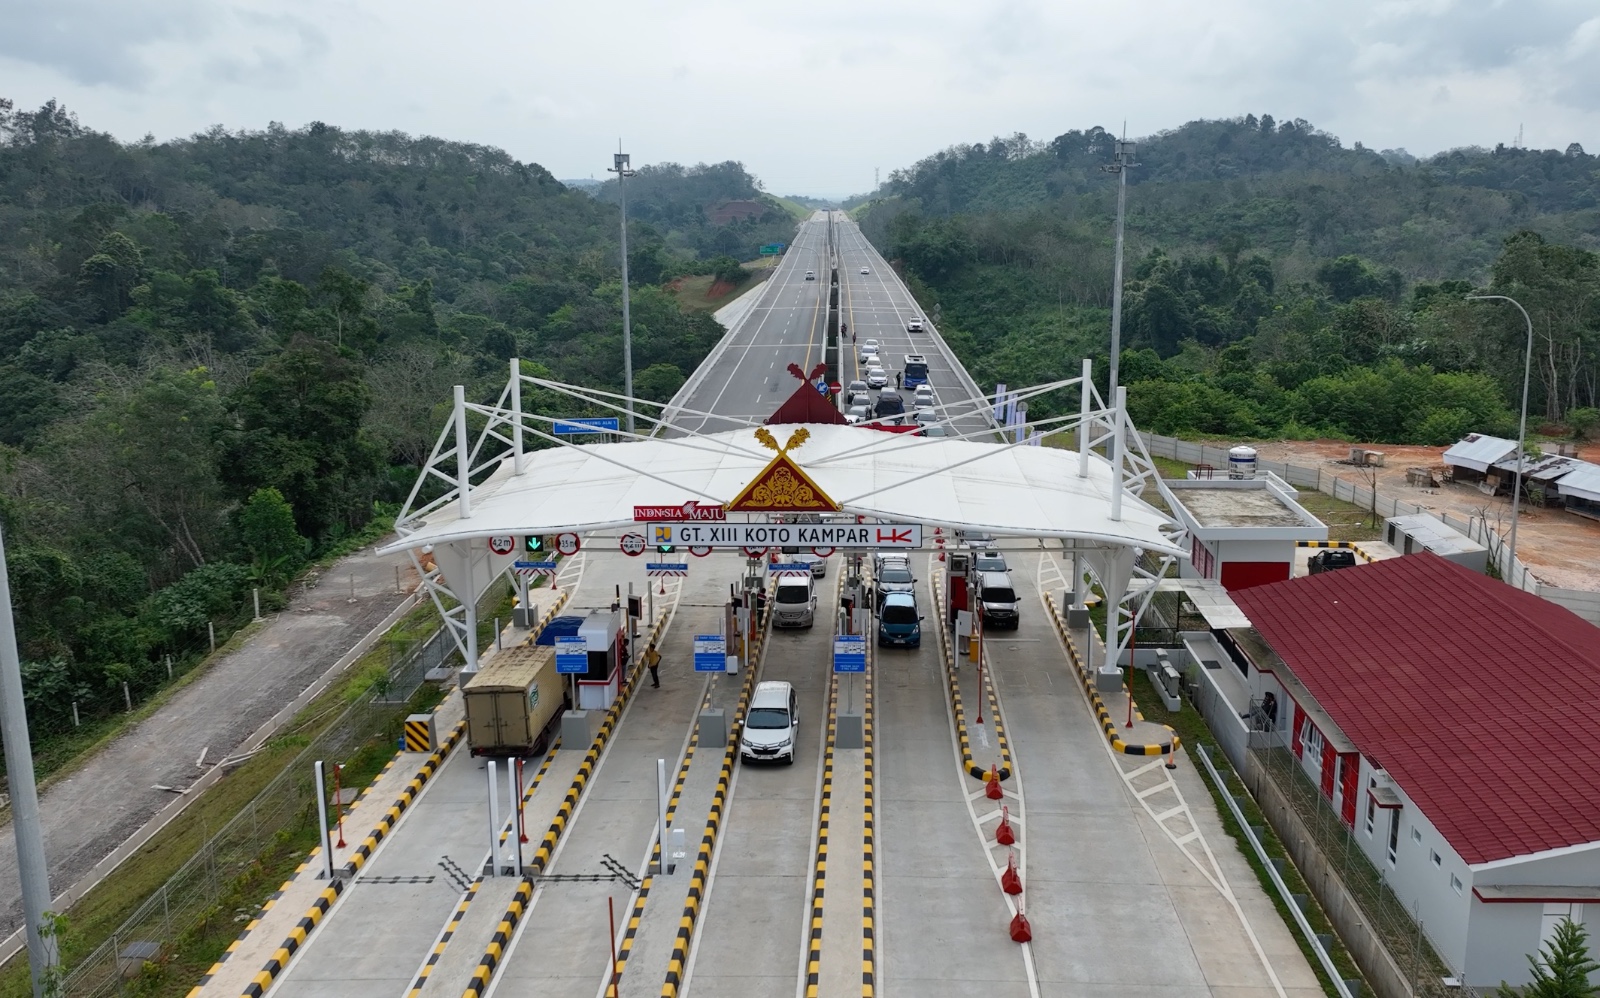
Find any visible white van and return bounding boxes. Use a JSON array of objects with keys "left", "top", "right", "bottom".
[
  {"left": 772, "top": 575, "right": 817, "bottom": 628},
  {"left": 741, "top": 681, "right": 799, "bottom": 764}
]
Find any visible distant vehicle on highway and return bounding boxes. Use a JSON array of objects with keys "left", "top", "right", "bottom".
[
  {"left": 805, "top": 270, "right": 816, "bottom": 281},
  {"left": 846, "top": 404, "right": 870, "bottom": 424},
  {"left": 860, "top": 266, "right": 871, "bottom": 275},
  {"left": 919, "top": 425, "right": 947, "bottom": 437},
  {"left": 866, "top": 366, "right": 888, "bottom": 388},
  {"left": 913, "top": 410, "right": 939, "bottom": 431},
  {"left": 847, "top": 379, "right": 869, "bottom": 396},
  {"left": 859, "top": 345, "right": 879, "bottom": 364},
  {"left": 907, "top": 317, "right": 925, "bottom": 332},
  {"left": 913, "top": 384, "right": 935, "bottom": 408},
  {"left": 863, "top": 338, "right": 880, "bottom": 351},
  {"left": 849, "top": 391, "right": 873, "bottom": 408}
]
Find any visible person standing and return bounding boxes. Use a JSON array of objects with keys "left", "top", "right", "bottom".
[{"left": 644, "top": 643, "right": 662, "bottom": 688}]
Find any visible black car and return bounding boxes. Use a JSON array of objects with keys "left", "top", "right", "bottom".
[
  {"left": 1308, "top": 549, "right": 1358, "bottom": 575},
  {"left": 873, "top": 391, "right": 906, "bottom": 422},
  {"left": 873, "top": 562, "right": 916, "bottom": 611}
]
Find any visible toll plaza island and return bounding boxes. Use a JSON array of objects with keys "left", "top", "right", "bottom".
[{"left": 195, "top": 214, "right": 1333, "bottom": 998}]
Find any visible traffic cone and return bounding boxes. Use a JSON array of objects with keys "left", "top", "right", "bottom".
[
  {"left": 1009, "top": 909, "right": 1033, "bottom": 943},
  {"left": 995, "top": 805, "right": 1015, "bottom": 846},
  {"left": 985, "top": 764, "right": 1003, "bottom": 800},
  {"left": 1000, "top": 852, "right": 1022, "bottom": 895}
]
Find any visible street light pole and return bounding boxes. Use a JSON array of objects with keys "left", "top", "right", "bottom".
[
  {"left": 1101, "top": 135, "right": 1138, "bottom": 398},
  {"left": 610, "top": 148, "right": 638, "bottom": 435},
  {"left": 0, "top": 525, "right": 57, "bottom": 998},
  {"left": 1467, "top": 294, "right": 1535, "bottom": 585}
]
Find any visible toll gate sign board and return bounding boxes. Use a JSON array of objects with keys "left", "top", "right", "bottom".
[{"left": 650, "top": 522, "right": 922, "bottom": 549}]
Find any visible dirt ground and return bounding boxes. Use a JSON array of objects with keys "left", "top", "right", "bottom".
[{"left": 1247, "top": 440, "right": 1600, "bottom": 592}]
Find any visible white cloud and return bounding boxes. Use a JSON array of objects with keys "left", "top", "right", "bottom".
[{"left": 0, "top": 0, "right": 1596, "bottom": 197}]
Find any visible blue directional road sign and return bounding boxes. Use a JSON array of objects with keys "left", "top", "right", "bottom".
[
  {"left": 768, "top": 563, "right": 812, "bottom": 574},
  {"left": 555, "top": 635, "right": 589, "bottom": 675},
  {"left": 833, "top": 636, "right": 867, "bottom": 673},
  {"left": 693, "top": 635, "right": 727, "bottom": 673},
  {"left": 515, "top": 560, "right": 558, "bottom": 570},
  {"left": 553, "top": 417, "right": 621, "bottom": 435}
]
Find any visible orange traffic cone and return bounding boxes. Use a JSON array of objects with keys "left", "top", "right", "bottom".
[
  {"left": 985, "top": 764, "right": 1003, "bottom": 800},
  {"left": 995, "top": 805, "right": 1015, "bottom": 846},
  {"left": 1000, "top": 852, "right": 1022, "bottom": 895}
]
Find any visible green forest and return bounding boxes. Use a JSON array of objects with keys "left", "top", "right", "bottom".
[
  {"left": 855, "top": 116, "right": 1600, "bottom": 441},
  {"left": 0, "top": 99, "right": 779, "bottom": 746}
]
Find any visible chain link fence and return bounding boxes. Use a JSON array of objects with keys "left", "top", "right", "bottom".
[
  {"left": 1251, "top": 746, "right": 1480, "bottom": 998},
  {"left": 49, "top": 580, "right": 507, "bottom": 998}
]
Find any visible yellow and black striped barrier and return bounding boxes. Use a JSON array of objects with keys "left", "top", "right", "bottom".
[
  {"left": 404, "top": 715, "right": 434, "bottom": 753},
  {"left": 461, "top": 876, "right": 533, "bottom": 998},
  {"left": 659, "top": 597, "right": 766, "bottom": 998},
  {"left": 860, "top": 641, "right": 877, "bottom": 998},
  {"left": 930, "top": 573, "right": 1011, "bottom": 782},
  {"left": 240, "top": 881, "right": 340, "bottom": 997},
  {"left": 1042, "top": 594, "right": 1178, "bottom": 757},
  {"left": 802, "top": 675, "right": 837, "bottom": 997}
]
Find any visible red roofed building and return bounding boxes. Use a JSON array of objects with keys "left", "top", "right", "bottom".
[{"left": 1227, "top": 552, "right": 1600, "bottom": 988}]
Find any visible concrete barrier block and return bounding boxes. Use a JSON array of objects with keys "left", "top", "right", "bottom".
[{"left": 561, "top": 710, "right": 590, "bottom": 749}]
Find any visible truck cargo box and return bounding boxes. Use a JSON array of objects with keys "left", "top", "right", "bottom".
[{"left": 463, "top": 644, "right": 565, "bottom": 757}]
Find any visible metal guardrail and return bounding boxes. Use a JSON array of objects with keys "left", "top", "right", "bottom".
[{"left": 1194, "top": 743, "right": 1358, "bottom": 998}]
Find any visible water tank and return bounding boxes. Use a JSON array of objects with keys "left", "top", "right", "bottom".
[{"left": 1228, "top": 445, "right": 1258, "bottom": 480}]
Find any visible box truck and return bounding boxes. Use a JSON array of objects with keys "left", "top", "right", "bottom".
[{"left": 464, "top": 644, "right": 567, "bottom": 757}]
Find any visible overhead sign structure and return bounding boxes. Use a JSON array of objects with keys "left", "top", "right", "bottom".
[
  {"left": 693, "top": 635, "right": 727, "bottom": 673},
  {"left": 653, "top": 523, "right": 923, "bottom": 549},
  {"left": 555, "top": 532, "right": 582, "bottom": 557},
  {"left": 553, "top": 417, "right": 621, "bottom": 435},
  {"left": 833, "top": 636, "right": 867, "bottom": 673},
  {"left": 633, "top": 501, "right": 726, "bottom": 523},
  {"left": 646, "top": 563, "right": 689, "bottom": 577},
  {"left": 555, "top": 635, "right": 588, "bottom": 675},
  {"left": 620, "top": 533, "right": 647, "bottom": 557},
  {"left": 488, "top": 535, "right": 516, "bottom": 556}
]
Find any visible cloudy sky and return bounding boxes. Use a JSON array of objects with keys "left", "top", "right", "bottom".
[{"left": 4, "top": 0, "right": 1599, "bottom": 198}]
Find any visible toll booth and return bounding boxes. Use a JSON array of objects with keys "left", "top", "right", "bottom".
[{"left": 576, "top": 610, "right": 625, "bottom": 710}]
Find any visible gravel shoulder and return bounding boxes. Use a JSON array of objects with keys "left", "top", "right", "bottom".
[{"left": 0, "top": 542, "right": 418, "bottom": 938}]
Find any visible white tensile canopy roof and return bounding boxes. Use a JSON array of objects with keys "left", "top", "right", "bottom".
[{"left": 381, "top": 423, "right": 1182, "bottom": 555}]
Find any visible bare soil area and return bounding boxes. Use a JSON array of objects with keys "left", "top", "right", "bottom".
[{"left": 1247, "top": 439, "right": 1600, "bottom": 592}]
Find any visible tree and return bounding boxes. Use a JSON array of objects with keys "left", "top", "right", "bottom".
[
  {"left": 238, "top": 488, "right": 307, "bottom": 586},
  {"left": 1568, "top": 407, "right": 1600, "bottom": 441},
  {"left": 634, "top": 363, "right": 685, "bottom": 402},
  {"left": 1496, "top": 917, "right": 1599, "bottom": 998}
]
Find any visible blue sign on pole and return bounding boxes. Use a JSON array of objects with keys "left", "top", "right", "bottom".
[
  {"left": 515, "top": 560, "right": 558, "bottom": 570},
  {"left": 553, "top": 417, "right": 621, "bottom": 435},
  {"left": 555, "top": 635, "right": 589, "bottom": 675},
  {"left": 768, "top": 563, "right": 812, "bottom": 574},
  {"left": 693, "top": 635, "right": 726, "bottom": 673},
  {"left": 833, "top": 636, "right": 867, "bottom": 674}
]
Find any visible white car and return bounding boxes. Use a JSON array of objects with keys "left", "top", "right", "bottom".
[
  {"left": 914, "top": 410, "right": 940, "bottom": 429},
  {"left": 863, "top": 338, "right": 880, "bottom": 352},
  {"left": 845, "top": 404, "right": 870, "bottom": 424},
  {"left": 913, "top": 384, "right": 935, "bottom": 404},
  {"left": 907, "top": 317, "right": 924, "bottom": 332},
  {"left": 859, "top": 345, "right": 878, "bottom": 364},
  {"left": 866, "top": 366, "right": 888, "bottom": 388},
  {"left": 860, "top": 266, "right": 870, "bottom": 275},
  {"left": 741, "top": 681, "right": 800, "bottom": 764}
]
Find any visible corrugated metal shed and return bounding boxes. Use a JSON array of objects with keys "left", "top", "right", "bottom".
[
  {"left": 1556, "top": 462, "right": 1600, "bottom": 502},
  {"left": 1154, "top": 578, "right": 1251, "bottom": 629},
  {"left": 1442, "top": 433, "right": 1517, "bottom": 473},
  {"left": 1490, "top": 453, "right": 1579, "bottom": 483},
  {"left": 1386, "top": 514, "right": 1487, "bottom": 559}
]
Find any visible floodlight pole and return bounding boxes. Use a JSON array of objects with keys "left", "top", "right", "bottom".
[
  {"left": 1101, "top": 134, "right": 1137, "bottom": 398},
  {"left": 0, "top": 525, "right": 57, "bottom": 998},
  {"left": 1466, "top": 294, "right": 1535, "bottom": 585},
  {"left": 610, "top": 148, "right": 638, "bottom": 435}
]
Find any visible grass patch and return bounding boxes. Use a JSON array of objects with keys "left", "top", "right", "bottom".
[
  {"left": 1287, "top": 489, "right": 1384, "bottom": 542},
  {"left": 1132, "top": 670, "right": 1365, "bottom": 998}
]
